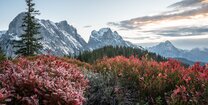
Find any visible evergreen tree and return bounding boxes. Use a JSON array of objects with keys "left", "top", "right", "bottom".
[
  {"left": 14, "top": 0, "right": 42, "bottom": 56},
  {"left": 0, "top": 46, "right": 6, "bottom": 63}
]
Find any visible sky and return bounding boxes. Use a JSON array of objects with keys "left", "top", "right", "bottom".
[{"left": 0, "top": 0, "right": 208, "bottom": 49}]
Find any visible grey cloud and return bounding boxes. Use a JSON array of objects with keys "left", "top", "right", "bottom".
[
  {"left": 83, "top": 25, "right": 92, "bottom": 28},
  {"left": 108, "top": 0, "right": 208, "bottom": 30},
  {"left": 146, "top": 26, "right": 208, "bottom": 37},
  {"left": 108, "top": 4, "right": 208, "bottom": 30},
  {"left": 123, "top": 36, "right": 150, "bottom": 40},
  {"left": 168, "top": 0, "right": 203, "bottom": 8},
  {"left": 108, "top": 21, "right": 137, "bottom": 30}
]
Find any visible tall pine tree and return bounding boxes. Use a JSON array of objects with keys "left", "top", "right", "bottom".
[
  {"left": 14, "top": 0, "right": 42, "bottom": 56},
  {"left": 0, "top": 46, "right": 6, "bottom": 62}
]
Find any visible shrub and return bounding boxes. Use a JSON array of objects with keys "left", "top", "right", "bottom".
[
  {"left": 92, "top": 56, "right": 208, "bottom": 104},
  {"left": 26, "top": 56, "right": 92, "bottom": 70},
  {"left": 84, "top": 70, "right": 120, "bottom": 105},
  {"left": 60, "top": 57, "right": 92, "bottom": 70},
  {"left": 0, "top": 55, "right": 89, "bottom": 105},
  {"left": 92, "top": 56, "right": 145, "bottom": 104}
]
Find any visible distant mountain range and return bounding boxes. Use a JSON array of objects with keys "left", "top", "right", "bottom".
[
  {"left": 0, "top": 13, "right": 137, "bottom": 57},
  {"left": 0, "top": 13, "right": 207, "bottom": 64},
  {"left": 148, "top": 40, "right": 208, "bottom": 63}
]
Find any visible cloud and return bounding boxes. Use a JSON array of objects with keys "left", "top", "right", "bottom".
[
  {"left": 108, "top": 21, "right": 136, "bottom": 30},
  {"left": 145, "top": 26, "right": 208, "bottom": 37},
  {"left": 107, "top": 0, "right": 208, "bottom": 49},
  {"left": 169, "top": 0, "right": 208, "bottom": 8},
  {"left": 83, "top": 25, "right": 92, "bottom": 28},
  {"left": 122, "top": 36, "right": 151, "bottom": 40},
  {"left": 108, "top": 0, "right": 208, "bottom": 30}
]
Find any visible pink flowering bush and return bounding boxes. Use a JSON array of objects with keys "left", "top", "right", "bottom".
[
  {"left": 92, "top": 56, "right": 208, "bottom": 104},
  {"left": 61, "top": 58, "right": 92, "bottom": 70},
  {"left": 0, "top": 55, "right": 88, "bottom": 105},
  {"left": 27, "top": 56, "right": 92, "bottom": 70}
]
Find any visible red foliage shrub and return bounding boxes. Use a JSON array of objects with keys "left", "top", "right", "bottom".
[
  {"left": 60, "top": 58, "right": 92, "bottom": 70},
  {"left": 93, "top": 56, "right": 208, "bottom": 104},
  {"left": 26, "top": 55, "right": 92, "bottom": 70},
  {"left": 0, "top": 55, "right": 88, "bottom": 105}
]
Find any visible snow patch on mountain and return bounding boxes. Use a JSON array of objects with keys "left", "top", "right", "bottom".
[{"left": 0, "top": 12, "right": 87, "bottom": 57}]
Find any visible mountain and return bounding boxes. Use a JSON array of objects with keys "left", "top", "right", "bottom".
[
  {"left": 148, "top": 40, "right": 208, "bottom": 63},
  {"left": 0, "top": 31, "right": 6, "bottom": 38},
  {"left": 0, "top": 13, "right": 142, "bottom": 57},
  {"left": 0, "top": 13, "right": 87, "bottom": 57},
  {"left": 86, "top": 28, "right": 138, "bottom": 50},
  {"left": 148, "top": 41, "right": 185, "bottom": 58},
  {"left": 175, "top": 58, "right": 205, "bottom": 66}
]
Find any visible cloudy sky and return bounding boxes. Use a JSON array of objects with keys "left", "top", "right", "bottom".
[{"left": 0, "top": 0, "right": 208, "bottom": 49}]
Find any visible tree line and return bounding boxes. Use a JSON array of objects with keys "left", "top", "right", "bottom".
[{"left": 75, "top": 46, "right": 167, "bottom": 63}]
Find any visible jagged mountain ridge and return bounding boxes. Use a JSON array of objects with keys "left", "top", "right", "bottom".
[
  {"left": 0, "top": 13, "right": 140, "bottom": 57},
  {"left": 148, "top": 41, "right": 208, "bottom": 63},
  {"left": 86, "top": 28, "right": 138, "bottom": 50},
  {"left": 0, "top": 13, "right": 87, "bottom": 57}
]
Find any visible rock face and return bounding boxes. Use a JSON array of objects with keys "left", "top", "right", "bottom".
[
  {"left": 148, "top": 40, "right": 208, "bottom": 63},
  {"left": 86, "top": 28, "right": 137, "bottom": 50},
  {"left": 0, "top": 31, "right": 6, "bottom": 38},
  {"left": 0, "top": 13, "right": 87, "bottom": 57}
]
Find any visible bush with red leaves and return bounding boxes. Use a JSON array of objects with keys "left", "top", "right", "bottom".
[
  {"left": 0, "top": 55, "right": 88, "bottom": 105},
  {"left": 92, "top": 56, "right": 208, "bottom": 105}
]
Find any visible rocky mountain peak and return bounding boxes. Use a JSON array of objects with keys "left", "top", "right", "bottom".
[
  {"left": 0, "top": 12, "right": 87, "bottom": 57},
  {"left": 87, "top": 28, "right": 136, "bottom": 50}
]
